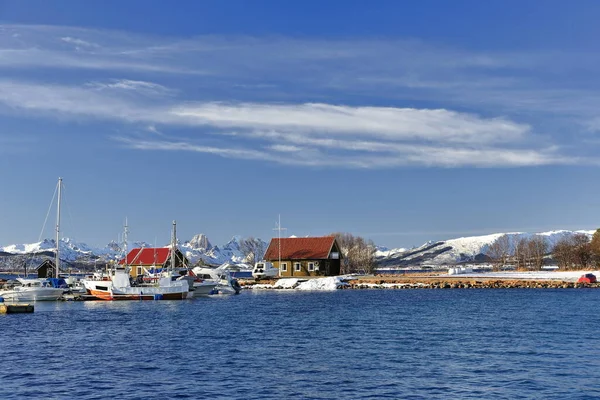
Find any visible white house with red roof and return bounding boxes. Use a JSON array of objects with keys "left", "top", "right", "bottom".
[{"left": 263, "top": 236, "right": 343, "bottom": 277}]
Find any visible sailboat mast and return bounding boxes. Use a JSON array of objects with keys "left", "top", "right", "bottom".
[
  {"left": 55, "top": 177, "right": 62, "bottom": 279},
  {"left": 123, "top": 217, "right": 129, "bottom": 266},
  {"left": 171, "top": 220, "right": 176, "bottom": 271}
]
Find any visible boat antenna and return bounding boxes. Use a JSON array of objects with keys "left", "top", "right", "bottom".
[
  {"left": 55, "top": 177, "right": 62, "bottom": 279},
  {"left": 273, "top": 215, "right": 286, "bottom": 272}
]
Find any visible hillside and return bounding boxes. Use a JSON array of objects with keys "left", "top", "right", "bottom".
[{"left": 375, "top": 230, "right": 595, "bottom": 268}]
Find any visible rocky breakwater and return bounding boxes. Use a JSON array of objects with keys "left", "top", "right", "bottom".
[{"left": 348, "top": 276, "right": 600, "bottom": 290}]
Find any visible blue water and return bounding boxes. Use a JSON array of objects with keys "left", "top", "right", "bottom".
[{"left": 2, "top": 289, "right": 600, "bottom": 399}]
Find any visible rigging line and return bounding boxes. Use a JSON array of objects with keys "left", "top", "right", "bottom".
[{"left": 38, "top": 180, "right": 59, "bottom": 243}]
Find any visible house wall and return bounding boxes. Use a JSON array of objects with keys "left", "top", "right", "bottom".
[{"left": 272, "top": 259, "right": 327, "bottom": 277}]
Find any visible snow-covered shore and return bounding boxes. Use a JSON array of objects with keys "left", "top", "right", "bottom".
[
  {"left": 249, "top": 276, "right": 350, "bottom": 291},
  {"left": 440, "top": 270, "right": 600, "bottom": 282},
  {"left": 246, "top": 270, "right": 600, "bottom": 291}
]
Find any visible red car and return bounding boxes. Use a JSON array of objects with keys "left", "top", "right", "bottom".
[{"left": 578, "top": 273, "right": 597, "bottom": 283}]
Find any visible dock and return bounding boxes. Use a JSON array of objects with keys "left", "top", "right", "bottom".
[{"left": 0, "top": 303, "right": 35, "bottom": 314}]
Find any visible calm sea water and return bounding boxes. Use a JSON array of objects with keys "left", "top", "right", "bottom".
[{"left": 1, "top": 289, "right": 600, "bottom": 399}]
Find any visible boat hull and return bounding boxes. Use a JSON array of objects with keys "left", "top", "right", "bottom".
[
  {"left": 0, "top": 288, "right": 64, "bottom": 302},
  {"left": 88, "top": 288, "right": 189, "bottom": 301}
]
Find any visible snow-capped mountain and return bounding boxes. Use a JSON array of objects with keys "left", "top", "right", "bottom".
[
  {"left": 376, "top": 230, "right": 596, "bottom": 267},
  {"left": 0, "top": 234, "right": 267, "bottom": 269},
  {"left": 0, "top": 230, "right": 595, "bottom": 269}
]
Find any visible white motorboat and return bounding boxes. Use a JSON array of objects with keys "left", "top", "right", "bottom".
[
  {"left": 191, "top": 266, "right": 242, "bottom": 295},
  {"left": 0, "top": 278, "right": 64, "bottom": 302}
]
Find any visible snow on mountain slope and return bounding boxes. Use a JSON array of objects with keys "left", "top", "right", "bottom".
[
  {"left": 376, "top": 230, "right": 595, "bottom": 267},
  {"left": 0, "top": 230, "right": 595, "bottom": 268}
]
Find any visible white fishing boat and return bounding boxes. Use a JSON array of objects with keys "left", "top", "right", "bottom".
[
  {"left": 82, "top": 221, "right": 191, "bottom": 300},
  {"left": 191, "top": 265, "right": 242, "bottom": 295}
]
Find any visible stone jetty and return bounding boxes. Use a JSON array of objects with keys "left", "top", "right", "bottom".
[{"left": 240, "top": 274, "right": 600, "bottom": 290}]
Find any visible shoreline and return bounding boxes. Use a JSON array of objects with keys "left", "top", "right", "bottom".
[{"left": 240, "top": 271, "right": 600, "bottom": 290}]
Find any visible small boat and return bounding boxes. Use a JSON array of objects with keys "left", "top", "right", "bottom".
[
  {"left": 177, "top": 274, "right": 220, "bottom": 297},
  {"left": 191, "top": 266, "right": 242, "bottom": 295},
  {"left": 577, "top": 273, "right": 597, "bottom": 283},
  {"left": 0, "top": 278, "right": 64, "bottom": 302}
]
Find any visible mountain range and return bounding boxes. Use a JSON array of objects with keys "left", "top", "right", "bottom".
[{"left": 0, "top": 230, "right": 595, "bottom": 270}]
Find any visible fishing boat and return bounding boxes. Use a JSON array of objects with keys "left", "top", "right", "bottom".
[{"left": 82, "top": 221, "right": 190, "bottom": 300}]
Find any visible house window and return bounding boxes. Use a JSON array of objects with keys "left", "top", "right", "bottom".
[
  {"left": 136, "top": 266, "right": 142, "bottom": 276},
  {"left": 294, "top": 262, "right": 301, "bottom": 272},
  {"left": 308, "top": 262, "right": 315, "bottom": 271},
  {"left": 281, "top": 263, "right": 287, "bottom": 271}
]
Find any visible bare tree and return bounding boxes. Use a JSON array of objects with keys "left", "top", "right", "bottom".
[
  {"left": 572, "top": 233, "right": 592, "bottom": 269},
  {"left": 527, "top": 236, "right": 548, "bottom": 270},
  {"left": 553, "top": 234, "right": 592, "bottom": 270},
  {"left": 485, "top": 234, "right": 511, "bottom": 271},
  {"left": 514, "top": 237, "right": 530, "bottom": 270},
  {"left": 332, "top": 232, "right": 377, "bottom": 274},
  {"left": 590, "top": 229, "right": 600, "bottom": 266},
  {"left": 239, "top": 237, "right": 267, "bottom": 266},
  {"left": 553, "top": 237, "right": 576, "bottom": 269}
]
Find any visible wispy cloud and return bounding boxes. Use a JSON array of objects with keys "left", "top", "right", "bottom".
[
  {"left": 0, "top": 24, "right": 597, "bottom": 168},
  {"left": 0, "top": 79, "right": 579, "bottom": 168},
  {"left": 60, "top": 36, "right": 100, "bottom": 48}
]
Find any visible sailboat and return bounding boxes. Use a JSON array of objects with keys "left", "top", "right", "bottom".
[
  {"left": 0, "top": 178, "right": 66, "bottom": 302},
  {"left": 82, "top": 220, "right": 191, "bottom": 300}
]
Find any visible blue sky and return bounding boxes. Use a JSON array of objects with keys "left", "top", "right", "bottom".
[{"left": 1, "top": 0, "right": 600, "bottom": 250}]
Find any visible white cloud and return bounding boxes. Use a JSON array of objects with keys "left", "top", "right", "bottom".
[
  {"left": 0, "top": 79, "right": 575, "bottom": 168},
  {"left": 85, "top": 79, "right": 175, "bottom": 96},
  {"left": 171, "top": 102, "right": 529, "bottom": 144},
  {"left": 0, "top": 24, "right": 595, "bottom": 168},
  {"left": 61, "top": 36, "right": 99, "bottom": 48}
]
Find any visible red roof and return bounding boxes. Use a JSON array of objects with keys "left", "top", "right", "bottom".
[
  {"left": 263, "top": 236, "right": 338, "bottom": 261},
  {"left": 119, "top": 248, "right": 171, "bottom": 266}
]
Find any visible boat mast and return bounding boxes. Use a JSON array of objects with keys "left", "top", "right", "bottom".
[
  {"left": 171, "top": 220, "right": 176, "bottom": 272},
  {"left": 274, "top": 215, "right": 286, "bottom": 272},
  {"left": 55, "top": 177, "right": 62, "bottom": 279},
  {"left": 123, "top": 217, "right": 129, "bottom": 268}
]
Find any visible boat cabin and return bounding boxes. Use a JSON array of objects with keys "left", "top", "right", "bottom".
[{"left": 263, "top": 236, "right": 343, "bottom": 277}]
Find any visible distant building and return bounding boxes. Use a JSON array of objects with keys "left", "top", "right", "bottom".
[
  {"left": 119, "top": 247, "right": 189, "bottom": 278},
  {"left": 36, "top": 259, "right": 57, "bottom": 278},
  {"left": 263, "top": 236, "right": 343, "bottom": 277}
]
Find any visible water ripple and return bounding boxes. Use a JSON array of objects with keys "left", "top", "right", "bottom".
[{"left": 2, "top": 290, "right": 600, "bottom": 399}]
